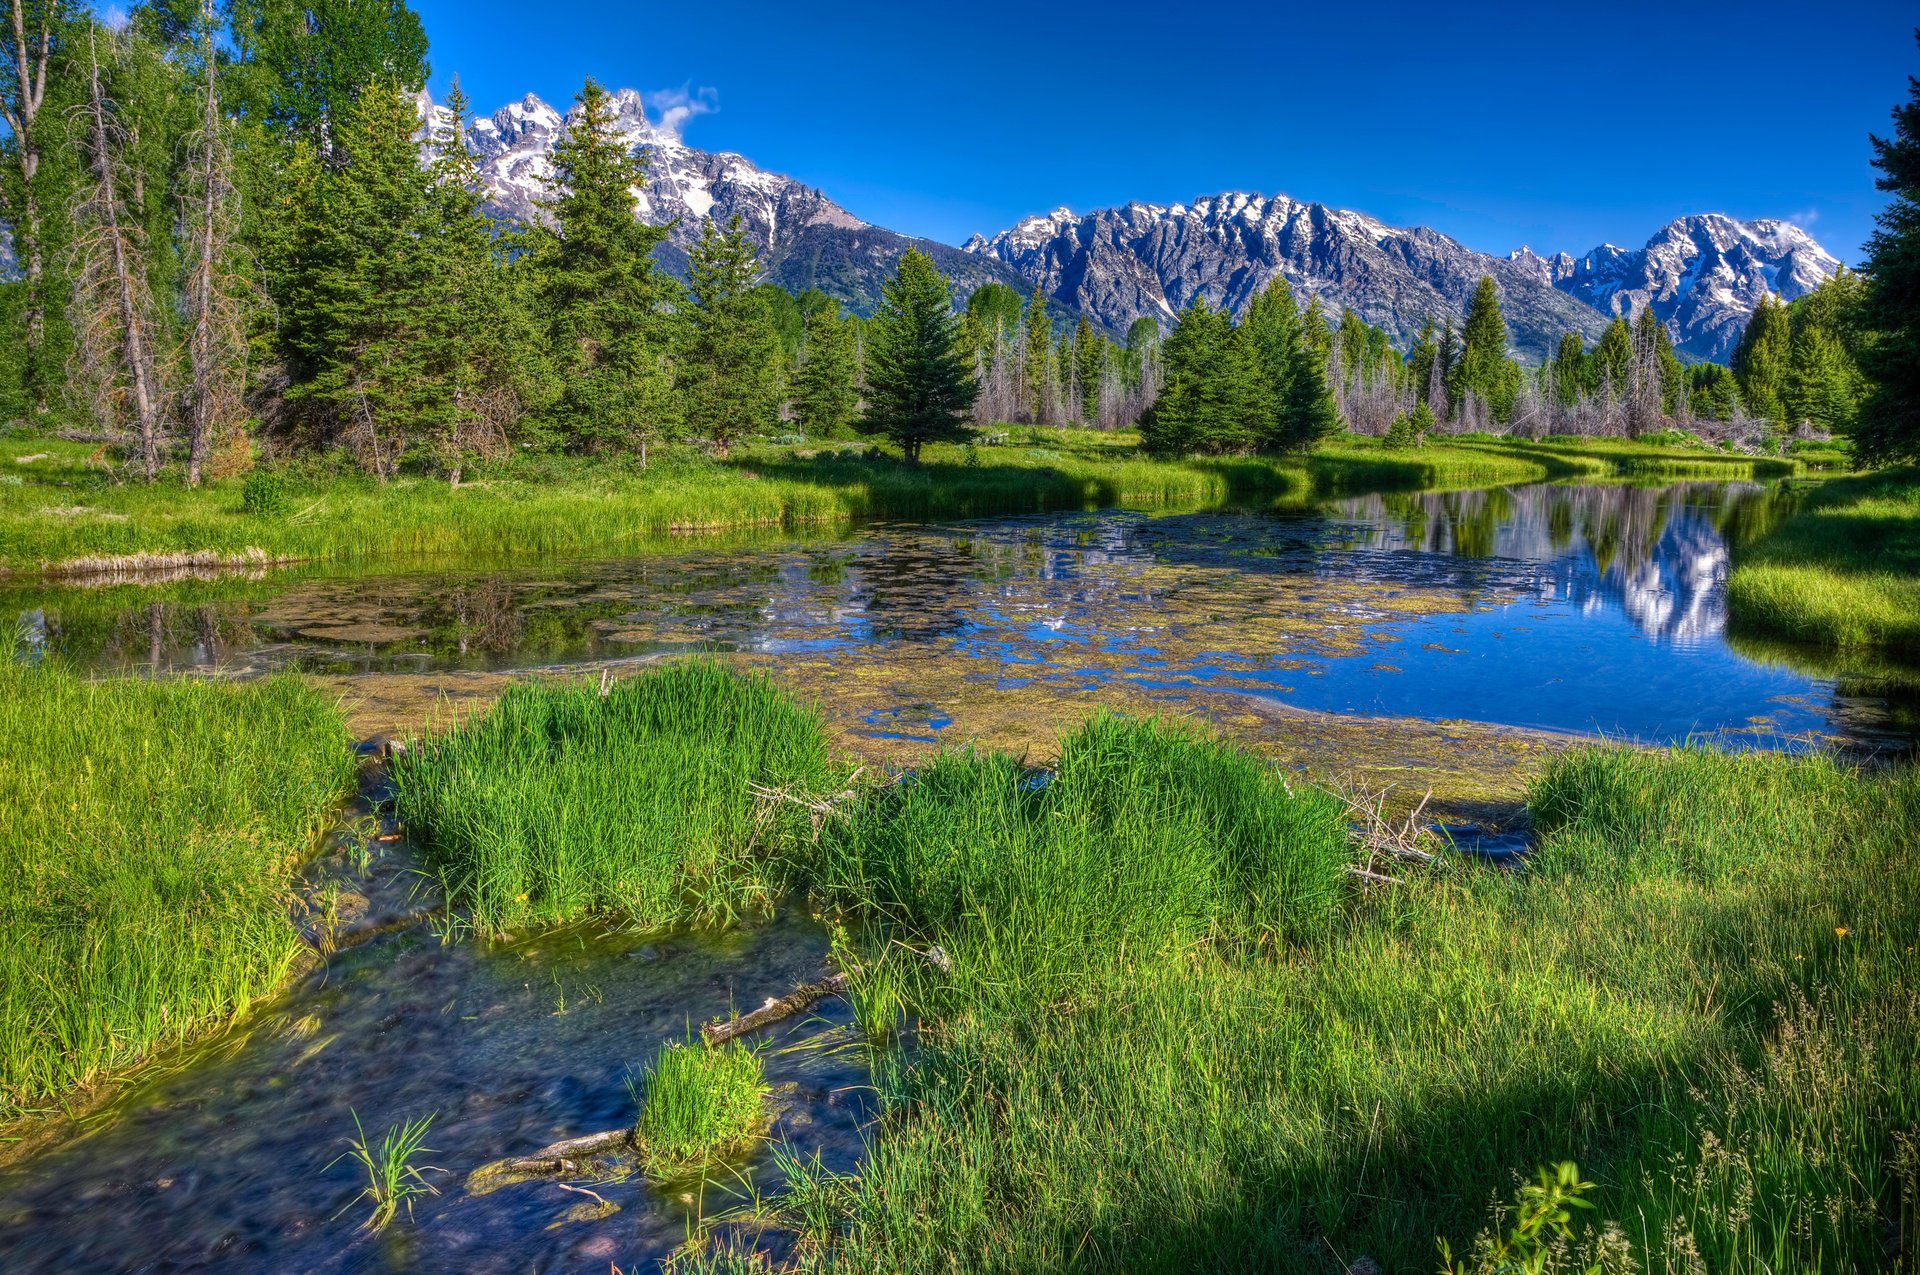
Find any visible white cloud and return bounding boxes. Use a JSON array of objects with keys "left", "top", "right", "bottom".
[
  {"left": 1786, "top": 208, "right": 1821, "bottom": 228},
  {"left": 644, "top": 86, "right": 718, "bottom": 142}
]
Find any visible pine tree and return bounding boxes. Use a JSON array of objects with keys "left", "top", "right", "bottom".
[
  {"left": 682, "top": 215, "right": 785, "bottom": 457},
  {"left": 1282, "top": 320, "right": 1343, "bottom": 449},
  {"left": 536, "top": 78, "right": 681, "bottom": 460},
  {"left": 1449, "top": 275, "right": 1509, "bottom": 412},
  {"left": 1731, "top": 294, "right": 1791, "bottom": 428},
  {"left": 1784, "top": 323, "right": 1861, "bottom": 433},
  {"left": 1242, "top": 277, "right": 1299, "bottom": 443},
  {"left": 1021, "top": 285, "right": 1053, "bottom": 423},
  {"left": 1072, "top": 317, "right": 1104, "bottom": 423},
  {"left": 1140, "top": 299, "right": 1267, "bottom": 457},
  {"left": 1336, "top": 306, "right": 1368, "bottom": 388},
  {"left": 792, "top": 305, "right": 860, "bottom": 439},
  {"left": 1635, "top": 305, "right": 1684, "bottom": 415},
  {"left": 1551, "top": 331, "right": 1589, "bottom": 406},
  {"left": 857, "top": 247, "right": 977, "bottom": 462},
  {"left": 1591, "top": 317, "right": 1633, "bottom": 396},
  {"left": 1857, "top": 35, "right": 1920, "bottom": 467},
  {"left": 288, "top": 79, "right": 438, "bottom": 479},
  {"left": 1407, "top": 317, "right": 1438, "bottom": 405}
]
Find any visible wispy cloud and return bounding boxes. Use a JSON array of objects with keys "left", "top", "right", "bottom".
[
  {"left": 1786, "top": 208, "right": 1821, "bottom": 228},
  {"left": 644, "top": 86, "right": 718, "bottom": 142}
]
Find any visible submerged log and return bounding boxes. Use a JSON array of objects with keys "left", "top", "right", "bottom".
[
  {"left": 503, "top": 1127, "right": 632, "bottom": 1175},
  {"left": 701, "top": 972, "right": 851, "bottom": 1047}
]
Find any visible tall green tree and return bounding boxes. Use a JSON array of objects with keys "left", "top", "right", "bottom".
[
  {"left": 230, "top": 0, "right": 427, "bottom": 152},
  {"left": 1688, "top": 363, "right": 1739, "bottom": 421},
  {"left": 1449, "top": 275, "right": 1510, "bottom": 413},
  {"left": 1, "top": 0, "right": 76, "bottom": 414},
  {"left": 1021, "top": 284, "right": 1053, "bottom": 422},
  {"left": 682, "top": 215, "right": 785, "bottom": 457},
  {"left": 1856, "top": 30, "right": 1920, "bottom": 464},
  {"left": 534, "top": 78, "right": 681, "bottom": 459},
  {"left": 1242, "top": 277, "right": 1299, "bottom": 434},
  {"left": 1282, "top": 321, "right": 1343, "bottom": 449},
  {"left": 1731, "top": 294, "right": 1792, "bottom": 427},
  {"left": 857, "top": 247, "right": 977, "bottom": 463},
  {"left": 792, "top": 305, "right": 860, "bottom": 439},
  {"left": 1550, "top": 331, "right": 1589, "bottom": 405},
  {"left": 1072, "top": 317, "right": 1103, "bottom": 422},
  {"left": 1591, "top": 316, "right": 1633, "bottom": 394},
  {"left": 1407, "top": 317, "right": 1438, "bottom": 405},
  {"left": 1140, "top": 299, "right": 1267, "bottom": 457}
]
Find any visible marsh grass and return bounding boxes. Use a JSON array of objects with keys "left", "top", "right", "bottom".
[
  {"left": 785, "top": 740, "right": 1918, "bottom": 1273},
  {"left": 0, "top": 662, "right": 353, "bottom": 1115},
  {"left": 1727, "top": 467, "right": 1920, "bottom": 653},
  {"left": 0, "top": 431, "right": 1818, "bottom": 576},
  {"left": 633, "top": 1041, "right": 768, "bottom": 1180},
  {"left": 331, "top": 1109, "right": 441, "bottom": 1231},
  {"left": 390, "top": 662, "right": 844, "bottom": 934}
]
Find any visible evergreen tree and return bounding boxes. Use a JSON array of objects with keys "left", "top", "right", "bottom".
[
  {"left": 857, "top": 248, "right": 976, "bottom": 462},
  {"left": 535, "top": 78, "right": 681, "bottom": 459},
  {"left": 1731, "top": 294, "right": 1792, "bottom": 428},
  {"left": 1688, "top": 363, "right": 1739, "bottom": 421},
  {"left": 792, "top": 305, "right": 860, "bottom": 439},
  {"left": 1282, "top": 320, "right": 1343, "bottom": 449},
  {"left": 682, "top": 215, "right": 785, "bottom": 457},
  {"left": 1784, "top": 323, "right": 1861, "bottom": 433},
  {"left": 1021, "top": 285, "right": 1053, "bottom": 422},
  {"left": 1591, "top": 317, "right": 1633, "bottom": 394},
  {"left": 232, "top": 0, "right": 428, "bottom": 152},
  {"left": 1636, "top": 305, "right": 1685, "bottom": 414},
  {"left": 1, "top": 0, "right": 75, "bottom": 415},
  {"left": 1140, "top": 300, "right": 1266, "bottom": 456},
  {"left": 285, "top": 79, "right": 437, "bottom": 479},
  {"left": 1551, "top": 331, "right": 1589, "bottom": 406},
  {"left": 1241, "top": 277, "right": 1299, "bottom": 443},
  {"left": 1336, "top": 306, "right": 1368, "bottom": 387},
  {"left": 1407, "top": 317, "right": 1438, "bottom": 405},
  {"left": 1449, "top": 275, "right": 1509, "bottom": 411},
  {"left": 1856, "top": 30, "right": 1920, "bottom": 464},
  {"left": 1072, "top": 317, "right": 1103, "bottom": 422}
]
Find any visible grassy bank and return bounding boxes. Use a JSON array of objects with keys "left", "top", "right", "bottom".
[
  {"left": 0, "top": 661, "right": 354, "bottom": 1117},
  {"left": 384, "top": 666, "right": 1915, "bottom": 1271},
  {"left": 1728, "top": 467, "right": 1920, "bottom": 654},
  {"left": 0, "top": 430, "right": 1816, "bottom": 577}
]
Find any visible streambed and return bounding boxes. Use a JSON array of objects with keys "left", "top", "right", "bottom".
[{"left": 3, "top": 478, "right": 1916, "bottom": 1272}]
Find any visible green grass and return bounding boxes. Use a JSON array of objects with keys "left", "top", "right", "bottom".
[
  {"left": 330, "top": 1110, "right": 441, "bottom": 1231},
  {"left": 0, "top": 429, "right": 1821, "bottom": 577},
  {"left": 0, "top": 660, "right": 354, "bottom": 1115},
  {"left": 632, "top": 1041, "right": 768, "bottom": 1179},
  {"left": 1727, "top": 467, "right": 1920, "bottom": 654},
  {"left": 389, "top": 662, "right": 845, "bottom": 935}
]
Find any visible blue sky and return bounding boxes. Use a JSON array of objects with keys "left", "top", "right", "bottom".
[{"left": 413, "top": 0, "right": 1914, "bottom": 263}]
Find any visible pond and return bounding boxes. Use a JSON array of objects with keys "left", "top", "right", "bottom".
[{"left": 2, "top": 478, "right": 1914, "bottom": 1272}]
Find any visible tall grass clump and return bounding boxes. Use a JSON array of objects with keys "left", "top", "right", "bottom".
[
  {"left": 632, "top": 1040, "right": 768, "bottom": 1179},
  {"left": 331, "top": 1110, "right": 441, "bottom": 1231},
  {"left": 752, "top": 740, "right": 1919, "bottom": 1273},
  {"left": 0, "top": 662, "right": 353, "bottom": 1114},
  {"left": 1727, "top": 467, "right": 1920, "bottom": 654},
  {"left": 391, "top": 662, "right": 843, "bottom": 933}
]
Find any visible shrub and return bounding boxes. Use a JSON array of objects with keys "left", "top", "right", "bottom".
[{"left": 241, "top": 469, "right": 289, "bottom": 517}]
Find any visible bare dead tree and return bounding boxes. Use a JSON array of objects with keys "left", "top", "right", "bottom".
[
  {"left": 2, "top": 0, "right": 57, "bottom": 406},
  {"left": 178, "top": 2, "right": 252, "bottom": 486},
  {"left": 69, "top": 25, "right": 168, "bottom": 478}
]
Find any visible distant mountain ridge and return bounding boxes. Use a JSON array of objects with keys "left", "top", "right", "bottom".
[
  {"left": 427, "top": 90, "right": 1840, "bottom": 362},
  {"left": 422, "top": 88, "right": 1031, "bottom": 314}
]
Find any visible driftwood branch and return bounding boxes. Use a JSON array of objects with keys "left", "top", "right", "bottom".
[
  {"left": 701, "top": 972, "right": 850, "bottom": 1047},
  {"left": 504, "top": 1127, "right": 631, "bottom": 1175}
]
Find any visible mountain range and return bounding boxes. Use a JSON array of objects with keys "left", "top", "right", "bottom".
[{"left": 458, "top": 89, "right": 1837, "bottom": 363}]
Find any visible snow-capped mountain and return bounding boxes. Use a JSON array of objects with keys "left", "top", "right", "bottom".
[
  {"left": 429, "top": 88, "right": 1029, "bottom": 314},
  {"left": 962, "top": 195, "right": 1614, "bottom": 361},
  {"left": 967, "top": 198, "right": 1843, "bottom": 362},
  {"left": 1509, "top": 215, "right": 1841, "bottom": 362}
]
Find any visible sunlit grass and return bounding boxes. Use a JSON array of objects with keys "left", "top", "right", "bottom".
[
  {"left": 632, "top": 1041, "right": 768, "bottom": 1180},
  {"left": 0, "top": 660, "right": 354, "bottom": 1114},
  {"left": 330, "top": 1109, "right": 441, "bottom": 1231}
]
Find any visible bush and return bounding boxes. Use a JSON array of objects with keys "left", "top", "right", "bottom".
[{"left": 241, "top": 469, "right": 289, "bottom": 517}]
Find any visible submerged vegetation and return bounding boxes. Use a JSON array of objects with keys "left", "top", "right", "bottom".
[
  {"left": 1728, "top": 466, "right": 1920, "bottom": 654},
  {"left": 0, "top": 660, "right": 353, "bottom": 1116}
]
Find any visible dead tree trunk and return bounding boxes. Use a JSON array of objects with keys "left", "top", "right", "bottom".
[
  {"left": 181, "top": 4, "right": 247, "bottom": 487},
  {"left": 72, "top": 27, "right": 166, "bottom": 478},
  {"left": 3, "top": 0, "right": 54, "bottom": 407}
]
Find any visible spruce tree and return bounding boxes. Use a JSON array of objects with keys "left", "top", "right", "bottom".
[
  {"left": 1021, "top": 285, "right": 1053, "bottom": 423},
  {"left": 1407, "top": 317, "right": 1438, "bottom": 405},
  {"left": 792, "top": 306, "right": 860, "bottom": 439},
  {"left": 1591, "top": 317, "right": 1633, "bottom": 395},
  {"left": 1636, "top": 305, "right": 1685, "bottom": 414},
  {"left": 536, "top": 78, "right": 681, "bottom": 460},
  {"left": 857, "top": 248, "right": 977, "bottom": 463},
  {"left": 1551, "top": 331, "right": 1589, "bottom": 406},
  {"left": 1241, "top": 277, "right": 1300, "bottom": 442},
  {"left": 1857, "top": 38, "right": 1920, "bottom": 465},
  {"left": 1784, "top": 323, "right": 1861, "bottom": 433},
  {"left": 1140, "top": 300, "right": 1267, "bottom": 456},
  {"left": 1731, "top": 295, "right": 1792, "bottom": 428},
  {"left": 1282, "top": 324, "right": 1343, "bottom": 450},
  {"left": 1449, "top": 275, "right": 1509, "bottom": 412},
  {"left": 1688, "top": 363, "right": 1739, "bottom": 421},
  {"left": 682, "top": 215, "right": 785, "bottom": 457},
  {"left": 1336, "top": 306, "right": 1368, "bottom": 387},
  {"left": 1072, "top": 317, "right": 1104, "bottom": 423}
]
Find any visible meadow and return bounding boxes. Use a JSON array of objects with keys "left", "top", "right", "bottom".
[
  {"left": 385, "top": 666, "right": 1916, "bottom": 1273},
  {"left": 0, "top": 428, "right": 1815, "bottom": 577},
  {"left": 0, "top": 660, "right": 354, "bottom": 1118},
  {"left": 1727, "top": 466, "right": 1920, "bottom": 655}
]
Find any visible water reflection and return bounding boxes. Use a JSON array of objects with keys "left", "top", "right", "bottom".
[{"left": 6, "top": 481, "right": 1911, "bottom": 749}]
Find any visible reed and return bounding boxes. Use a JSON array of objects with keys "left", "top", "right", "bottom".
[{"left": 632, "top": 1041, "right": 768, "bottom": 1179}]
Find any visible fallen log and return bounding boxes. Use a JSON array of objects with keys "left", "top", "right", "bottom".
[
  {"left": 701, "top": 972, "right": 850, "bottom": 1047},
  {"left": 503, "top": 1127, "right": 632, "bottom": 1175}
]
